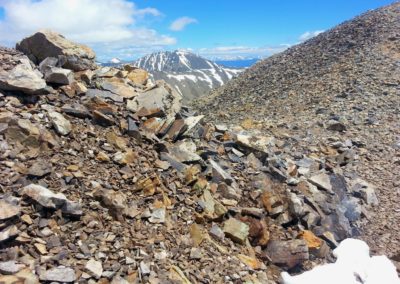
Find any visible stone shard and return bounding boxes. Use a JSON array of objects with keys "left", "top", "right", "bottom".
[
  {"left": 48, "top": 111, "right": 72, "bottom": 135},
  {"left": 16, "top": 30, "right": 96, "bottom": 71},
  {"left": 100, "top": 78, "right": 138, "bottom": 99},
  {"left": 223, "top": 218, "right": 249, "bottom": 244},
  {"left": 0, "top": 199, "right": 20, "bottom": 220},
  {"left": 351, "top": 178, "right": 379, "bottom": 206},
  {"left": 40, "top": 266, "right": 76, "bottom": 283},
  {"left": 125, "top": 66, "right": 149, "bottom": 85},
  {"left": 21, "top": 184, "right": 82, "bottom": 216},
  {"left": 43, "top": 66, "right": 74, "bottom": 85},
  {"left": 265, "top": 239, "right": 309, "bottom": 269},
  {"left": 85, "top": 259, "right": 103, "bottom": 279},
  {"left": 0, "top": 48, "right": 46, "bottom": 94},
  {"left": 209, "top": 159, "right": 234, "bottom": 185},
  {"left": 0, "top": 225, "right": 19, "bottom": 242},
  {"left": 308, "top": 172, "right": 333, "bottom": 194},
  {"left": 167, "top": 140, "right": 202, "bottom": 163},
  {"left": 0, "top": 261, "right": 25, "bottom": 275}
]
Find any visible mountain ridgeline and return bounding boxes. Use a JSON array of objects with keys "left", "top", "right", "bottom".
[{"left": 134, "top": 50, "right": 242, "bottom": 102}]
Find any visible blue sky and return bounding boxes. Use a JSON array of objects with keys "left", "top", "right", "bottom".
[{"left": 0, "top": 0, "right": 395, "bottom": 61}]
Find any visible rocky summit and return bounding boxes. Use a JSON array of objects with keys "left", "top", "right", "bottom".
[
  {"left": 195, "top": 2, "right": 400, "bottom": 261},
  {"left": 0, "top": 11, "right": 397, "bottom": 284}
]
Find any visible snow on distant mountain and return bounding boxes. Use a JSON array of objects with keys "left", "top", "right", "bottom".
[
  {"left": 110, "top": 58, "right": 121, "bottom": 64},
  {"left": 134, "top": 50, "right": 243, "bottom": 102}
]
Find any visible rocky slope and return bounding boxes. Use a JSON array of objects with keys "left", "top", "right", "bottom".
[
  {"left": 134, "top": 51, "right": 242, "bottom": 103},
  {"left": 0, "top": 30, "right": 393, "bottom": 283},
  {"left": 195, "top": 2, "right": 400, "bottom": 258}
]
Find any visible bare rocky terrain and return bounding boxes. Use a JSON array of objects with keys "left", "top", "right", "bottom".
[
  {"left": 0, "top": 31, "right": 387, "bottom": 284},
  {"left": 0, "top": 4, "right": 399, "bottom": 283},
  {"left": 195, "top": 2, "right": 400, "bottom": 262}
]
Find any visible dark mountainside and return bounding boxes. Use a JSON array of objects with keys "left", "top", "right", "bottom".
[
  {"left": 195, "top": 2, "right": 400, "bottom": 258},
  {"left": 134, "top": 50, "right": 242, "bottom": 103}
]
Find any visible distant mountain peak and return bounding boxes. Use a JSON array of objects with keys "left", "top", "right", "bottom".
[
  {"left": 134, "top": 50, "right": 243, "bottom": 102},
  {"left": 135, "top": 50, "right": 221, "bottom": 73}
]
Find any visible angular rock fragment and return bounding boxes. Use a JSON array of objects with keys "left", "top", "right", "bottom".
[
  {"left": 127, "top": 82, "right": 181, "bottom": 118},
  {"left": 100, "top": 78, "right": 138, "bottom": 99},
  {"left": 94, "top": 188, "right": 127, "bottom": 220},
  {"left": 86, "top": 88, "right": 124, "bottom": 103},
  {"left": 125, "top": 66, "right": 149, "bottom": 85},
  {"left": 0, "top": 199, "right": 20, "bottom": 220},
  {"left": 0, "top": 225, "right": 19, "bottom": 242},
  {"left": 21, "top": 184, "right": 82, "bottom": 216},
  {"left": 209, "top": 159, "right": 234, "bottom": 185},
  {"left": 265, "top": 239, "right": 309, "bottom": 269},
  {"left": 223, "top": 218, "right": 249, "bottom": 244},
  {"left": 17, "top": 30, "right": 96, "bottom": 71},
  {"left": 149, "top": 207, "right": 166, "bottom": 224},
  {"left": 308, "top": 172, "right": 333, "bottom": 194},
  {"left": 62, "top": 103, "right": 91, "bottom": 118},
  {"left": 43, "top": 66, "right": 74, "bottom": 85},
  {"left": 85, "top": 259, "right": 103, "bottom": 279},
  {"left": 127, "top": 117, "right": 141, "bottom": 141},
  {"left": 48, "top": 111, "right": 72, "bottom": 135},
  {"left": 351, "top": 178, "right": 379, "bottom": 206},
  {"left": 40, "top": 266, "right": 76, "bottom": 283},
  {"left": 92, "top": 110, "right": 115, "bottom": 126},
  {"left": 0, "top": 261, "right": 25, "bottom": 275},
  {"left": 0, "top": 48, "right": 46, "bottom": 94},
  {"left": 167, "top": 140, "right": 202, "bottom": 163}
]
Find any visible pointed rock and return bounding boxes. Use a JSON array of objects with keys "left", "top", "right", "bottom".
[{"left": 48, "top": 111, "right": 72, "bottom": 135}]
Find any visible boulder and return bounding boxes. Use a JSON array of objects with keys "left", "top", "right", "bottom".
[
  {"left": 127, "top": 81, "right": 182, "bottom": 118},
  {"left": 0, "top": 47, "right": 46, "bottom": 94},
  {"left": 16, "top": 30, "right": 96, "bottom": 71},
  {"left": 43, "top": 66, "right": 74, "bottom": 85}
]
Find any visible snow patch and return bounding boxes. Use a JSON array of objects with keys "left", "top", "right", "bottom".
[
  {"left": 282, "top": 238, "right": 400, "bottom": 284},
  {"left": 167, "top": 74, "right": 198, "bottom": 82}
]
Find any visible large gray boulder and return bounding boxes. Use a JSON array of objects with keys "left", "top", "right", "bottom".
[
  {"left": 16, "top": 30, "right": 96, "bottom": 71},
  {"left": 0, "top": 47, "right": 46, "bottom": 94},
  {"left": 127, "top": 81, "right": 182, "bottom": 119}
]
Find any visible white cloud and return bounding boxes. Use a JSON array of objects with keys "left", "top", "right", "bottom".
[
  {"left": 169, "top": 17, "right": 198, "bottom": 31},
  {"left": 0, "top": 0, "right": 176, "bottom": 61},
  {"left": 299, "top": 30, "right": 324, "bottom": 41}
]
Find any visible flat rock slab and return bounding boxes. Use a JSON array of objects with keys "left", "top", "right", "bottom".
[
  {"left": 0, "top": 200, "right": 20, "bottom": 220},
  {"left": 223, "top": 218, "right": 249, "bottom": 244},
  {"left": 0, "top": 261, "right": 25, "bottom": 275},
  {"left": 40, "top": 266, "right": 76, "bottom": 282},
  {"left": 266, "top": 239, "right": 309, "bottom": 269}
]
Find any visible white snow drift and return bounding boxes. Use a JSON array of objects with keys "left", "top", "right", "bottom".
[{"left": 282, "top": 238, "right": 400, "bottom": 284}]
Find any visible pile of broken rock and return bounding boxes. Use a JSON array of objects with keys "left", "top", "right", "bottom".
[{"left": 0, "top": 31, "right": 379, "bottom": 283}]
